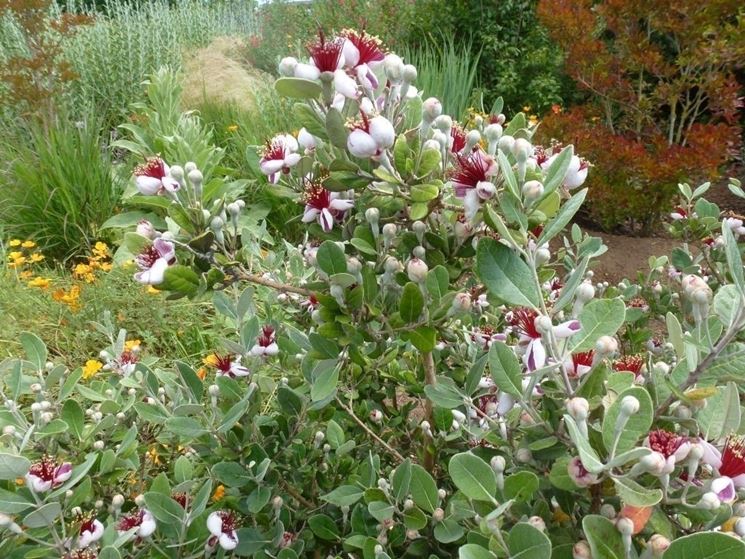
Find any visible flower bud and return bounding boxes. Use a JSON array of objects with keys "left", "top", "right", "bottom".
[
  {"left": 278, "top": 57, "right": 298, "bottom": 76},
  {"left": 595, "top": 335, "right": 619, "bottom": 355},
  {"left": 484, "top": 124, "right": 503, "bottom": 141},
  {"left": 432, "top": 508, "right": 445, "bottom": 522},
  {"left": 437, "top": 488, "right": 447, "bottom": 499},
  {"left": 452, "top": 292, "right": 472, "bottom": 312},
  {"left": 407, "top": 258, "right": 428, "bottom": 283},
  {"left": 432, "top": 130, "right": 448, "bottom": 147},
  {"left": 576, "top": 281, "right": 595, "bottom": 303},
  {"left": 403, "top": 499, "right": 414, "bottom": 510},
  {"left": 640, "top": 451, "right": 667, "bottom": 475},
  {"left": 365, "top": 208, "right": 379, "bottom": 227},
  {"left": 476, "top": 181, "right": 496, "bottom": 200},
  {"left": 272, "top": 496, "right": 283, "bottom": 510},
  {"left": 370, "top": 409, "right": 383, "bottom": 423},
  {"left": 30, "top": 383, "right": 42, "bottom": 393},
  {"left": 0, "top": 513, "right": 12, "bottom": 527},
  {"left": 649, "top": 534, "right": 670, "bottom": 555},
  {"left": 512, "top": 138, "right": 532, "bottom": 161},
  {"left": 3, "top": 425, "right": 15, "bottom": 436},
  {"left": 422, "top": 98, "right": 442, "bottom": 122},
  {"left": 498, "top": 135, "right": 515, "bottom": 154},
  {"left": 490, "top": 456, "right": 506, "bottom": 472},
  {"left": 616, "top": 517, "right": 634, "bottom": 536},
  {"left": 734, "top": 517, "right": 745, "bottom": 537},
  {"left": 466, "top": 129, "right": 481, "bottom": 151},
  {"left": 314, "top": 431, "right": 325, "bottom": 444},
  {"left": 423, "top": 139, "right": 440, "bottom": 152},
  {"left": 384, "top": 54, "right": 405, "bottom": 82},
  {"left": 169, "top": 165, "right": 184, "bottom": 181},
  {"left": 93, "top": 440, "right": 104, "bottom": 451},
  {"left": 208, "top": 384, "right": 220, "bottom": 396},
  {"left": 567, "top": 397, "right": 590, "bottom": 421},
  {"left": 370, "top": 116, "right": 395, "bottom": 149},
  {"left": 412, "top": 220, "right": 427, "bottom": 237},
  {"left": 698, "top": 491, "right": 721, "bottom": 510},
  {"left": 535, "top": 247, "right": 551, "bottom": 267},
  {"left": 403, "top": 64, "right": 417, "bottom": 83},
  {"left": 184, "top": 161, "right": 197, "bottom": 173},
  {"left": 112, "top": 494, "right": 124, "bottom": 507},
  {"left": 516, "top": 448, "right": 533, "bottom": 463},
  {"left": 384, "top": 256, "right": 401, "bottom": 274},
  {"left": 528, "top": 516, "right": 546, "bottom": 532},
  {"left": 522, "top": 180, "right": 544, "bottom": 200},
  {"left": 572, "top": 541, "right": 591, "bottom": 559},
  {"left": 382, "top": 223, "right": 397, "bottom": 241},
  {"left": 227, "top": 202, "right": 241, "bottom": 217},
  {"left": 600, "top": 504, "right": 616, "bottom": 519},
  {"left": 620, "top": 395, "right": 640, "bottom": 416},
  {"left": 188, "top": 169, "right": 203, "bottom": 186}
]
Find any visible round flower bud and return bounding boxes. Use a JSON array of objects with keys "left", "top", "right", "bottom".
[
  {"left": 403, "top": 499, "right": 414, "bottom": 510},
  {"left": 384, "top": 256, "right": 401, "bottom": 274},
  {"left": 30, "top": 383, "right": 42, "bottom": 393},
  {"left": 382, "top": 223, "right": 398, "bottom": 241},
  {"left": 433, "top": 115, "right": 453, "bottom": 133},
  {"left": 476, "top": 180, "right": 497, "bottom": 200},
  {"left": 675, "top": 404, "right": 692, "bottom": 420},
  {"left": 567, "top": 397, "right": 590, "bottom": 421},
  {"left": 640, "top": 451, "right": 667, "bottom": 475},
  {"left": 93, "top": 440, "right": 104, "bottom": 451},
  {"left": 735, "top": 517, "right": 745, "bottom": 537},
  {"left": 184, "top": 161, "right": 197, "bottom": 173},
  {"left": 169, "top": 165, "right": 184, "bottom": 181},
  {"left": 3, "top": 425, "right": 15, "bottom": 436},
  {"left": 315, "top": 431, "right": 325, "bottom": 444},
  {"left": 432, "top": 508, "right": 445, "bottom": 522},
  {"left": 31, "top": 402, "right": 41, "bottom": 412},
  {"left": 535, "top": 247, "right": 551, "bottom": 267},
  {"left": 620, "top": 395, "right": 640, "bottom": 416},
  {"left": 616, "top": 517, "right": 634, "bottom": 536},
  {"left": 516, "top": 448, "right": 533, "bottom": 463},
  {"left": 188, "top": 168, "right": 203, "bottom": 186},
  {"left": 512, "top": 138, "right": 533, "bottom": 161},
  {"left": 534, "top": 314, "right": 553, "bottom": 335},
  {"left": 576, "top": 281, "right": 595, "bottom": 303},
  {"left": 423, "top": 139, "right": 441, "bottom": 152},
  {"left": 45, "top": 361, "right": 54, "bottom": 371},
  {"left": 691, "top": 287, "right": 712, "bottom": 305},
  {"left": 466, "top": 129, "right": 481, "bottom": 148},
  {"left": 600, "top": 504, "right": 616, "bottom": 519},
  {"left": 422, "top": 98, "right": 442, "bottom": 122},
  {"left": 370, "top": 409, "right": 383, "bottom": 423},
  {"left": 498, "top": 135, "right": 515, "bottom": 154},
  {"left": 528, "top": 516, "right": 546, "bottom": 532},
  {"left": 698, "top": 492, "right": 721, "bottom": 510},
  {"left": 40, "top": 412, "right": 53, "bottom": 424},
  {"left": 452, "top": 292, "right": 472, "bottom": 312},
  {"left": 572, "top": 541, "right": 592, "bottom": 559},
  {"left": 0, "top": 513, "right": 13, "bottom": 527},
  {"left": 437, "top": 488, "right": 447, "bottom": 499},
  {"left": 403, "top": 64, "right": 417, "bottom": 83},
  {"left": 227, "top": 202, "right": 241, "bottom": 217},
  {"left": 649, "top": 534, "right": 670, "bottom": 554},
  {"left": 653, "top": 361, "right": 670, "bottom": 375},
  {"left": 491, "top": 455, "right": 506, "bottom": 473},
  {"left": 412, "top": 221, "right": 427, "bottom": 238},
  {"left": 484, "top": 124, "right": 503, "bottom": 141},
  {"left": 406, "top": 529, "right": 419, "bottom": 540},
  {"left": 432, "top": 130, "right": 449, "bottom": 147},
  {"left": 522, "top": 180, "right": 544, "bottom": 200},
  {"left": 347, "top": 257, "right": 362, "bottom": 275},
  {"left": 384, "top": 54, "right": 405, "bottom": 82},
  {"left": 595, "top": 335, "right": 619, "bottom": 355},
  {"left": 407, "top": 258, "right": 429, "bottom": 283},
  {"left": 369, "top": 116, "right": 395, "bottom": 149},
  {"left": 365, "top": 207, "right": 379, "bottom": 225},
  {"left": 278, "top": 56, "right": 298, "bottom": 76},
  {"left": 272, "top": 496, "right": 283, "bottom": 510},
  {"left": 208, "top": 384, "right": 220, "bottom": 397},
  {"left": 110, "top": 494, "right": 123, "bottom": 507}
]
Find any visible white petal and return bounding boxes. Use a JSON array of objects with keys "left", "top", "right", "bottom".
[
  {"left": 463, "top": 189, "right": 481, "bottom": 221},
  {"left": 206, "top": 512, "right": 223, "bottom": 536},
  {"left": 496, "top": 393, "right": 515, "bottom": 415},
  {"left": 138, "top": 512, "right": 157, "bottom": 538},
  {"left": 161, "top": 175, "right": 181, "bottom": 192},
  {"left": 136, "top": 176, "right": 162, "bottom": 196},
  {"left": 369, "top": 116, "right": 395, "bottom": 148},
  {"left": 302, "top": 207, "right": 320, "bottom": 223},
  {"left": 219, "top": 532, "right": 238, "bottom": 550},
  {"left": 347, "top": 129, "right": 378, "bottom": 158},
  {"left": 329, "top": 198, "right": 354, "bottom": 212},
  {"left": 331, "top": 92, "right": 346, "bottom": 112},
  {"left": 359, "top": 97, "right": 375, "bottom": 115},
  {"left": 553, "top": 320, "right": 581, "bottom": 338},
  {"left": 282, "top": 134, "right": 299, "bottom": 152},
  {"left": 342, "top": 39, "right": 360, "bottom": 68},
  {"left": 733, "top": 473, "right": 745, "bottom": 488},
  {"left": 712, "top": 476, "right": 736, "bottom": 503},
  {"left": 135, "top": 257, "right": 169, "bottom": 285},
  {"left": 298, "top": 128, "right": 317, "bottom": 150},
  {"left": 265, "top": 342, "right": 279, "bottom": 356},
  {"left": 320, "top": 208, "right": 334, "bottom": 232},
  {"left": 565, "top": 167, "right": 587, "bottom": 189},
  {"left": 700, "top": 439, "right": 723, "bottom": 469},
  {"left": 284, "top": 153, "right": 301, "bottom": 168},
  {"left": 260, "top": 159, "right": 285, "bottom": 175},
  {"left": 334, "top": 69, "right": 359, "bottom": 99},
  {"left": 294, "top": 63, "right": 320, "bottom": 81},
  {"left": 154, "top": 238, "right": 175, "bottom": 261}
]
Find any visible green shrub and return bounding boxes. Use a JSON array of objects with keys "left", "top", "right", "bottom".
[{"left": 0, "top": 116, "right": 124, "bottom": 260}]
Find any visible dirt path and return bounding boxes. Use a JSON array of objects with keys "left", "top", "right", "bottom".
[{"left": 589, "top": 231, "right": 679, "bottom": 283}]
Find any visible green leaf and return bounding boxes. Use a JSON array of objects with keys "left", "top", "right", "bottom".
[
  {"left": 458, "top": 544, "right": 497, "bottom": 559},
  {"left": 714, "top": 285, "right": 743, "bottom": 327},
  {"left": 326, "top": 419, "right": 345, "bottom": 449},
  {"left": 317, "top": 240, "right": 347, "bottom": 276},
  {"left": 541, "top": 145, "right": 573, "bottom": 195},
  {"left": 582, "top": 515, "right": 624, "bottom": 559},
  {"left": 722, "top": 223, "right": 745, "bottom": 295},
  {"left": 23, "top": 502, "right": 61, "bottom": 528},
  {"left": 98, "top": 547, "right": 122, "bottom": 559},
  {"left": 277, "top": 386, "right": 304, "bottom": 415},
  {"left": 293, "top": 103, "right": 327, "bottom": 138},
  {"left": 174, "top": 456, "right": 192, "bottom": 484},
  {"left": 175, "top": 361, "right": 203, "bottom": 402},
  {"left": 212, "top": 462, "right": 251, "bottom": 488},
  {"left": 538, "top": 188, "right": 587, "bottom": 245},
  {"left": 165, "top": 416, "right": 208, "bottom": 439},
  {"left": 101, "top": 211, "right": 165, "bottom": 230},
  {"left": 0, "top": 487, "right": 34, "bottom": 513},
  {"left": 326, "top": 107, "right": 348, "bottom": 148},
  {"left": 159, "top": 265, "right": 200, "bottom": 297},
  {"left": 564, "top": 415, "right": 604, "bottom": 474},
  {"left": 425, "top": 265, "right": 449, "bottom": 301},
  {"left": 508, "top": 522, "right": 552, "bottom": 559},
  {"left": 311, "top": 363, "right": 339, "bottom": 402},
  {"left": 143, "top": 492, "right": 185, "bottom": 526},
  {"left": 488, "top": 342, "right": 522, "bottom": 397},
  {"left": 0, "top": 453, "right": 30, "bottom": 479},
  {"left": 434, "top": 518, "right": 465, "bottom": 543},
  {"left": 504, "top": 471, "right": 539, "bottom": 503},
  {"left": 322, "top": 485, "right": 364, "bottom": 507},
  {"left": 368, "top": 501, "right": 395, "bottom": 521},
  {"left": 400, "top": 282, "right": 424, "bottom": 323},
  {"left": 410, "top": 464, "right": 438, "bottom": 513},
  {"left": 571, "top": 298, "right": 626, "bottom": 352},
  {"left": 613, "top": 476, "right": 662, "bottom": 507},
  {"left": 62, "top": 399, "right": 84, "bottom": 441},
  {"left": 391, "top": 459, "right": 412, "bottom": 503},
  {"left": 548, "top": 457, "right": 579, "bottom": 491},
  {"left": 698, "top": 382, "right": 741, "bottom": 440},
  {"left": 274, "top": 77, "right": 322, "bottom": 99},
  {"left": 20, "top": 332, "right": 47, "bottom": 370},
  {"left": 308, "top": 514, "right": 340, "bottom": 541},
  {"left": 498, "top": 150, "right": 519, "bottom": 199},
  {"left": 405, "top": 326, "right": 437, "bottom": 352},
  {"left": 476, "top": 238, "right": 540, "bottom": 308},
  {"left": 663, "top": 532, "right": 745, "bottom": 559},
  {"left": 602, "top": 386, "right": 653, "bottom": 454},
  {"left": 410, "top": 183, "right": 440, "bottom": 202},
  {"left": 424, "top": 376, "right": 465, "bottom": 409},
  {"left": 448, "top": 452, "right": 497, "bottom": 503}
]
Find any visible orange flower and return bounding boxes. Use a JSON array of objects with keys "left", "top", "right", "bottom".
[{"left": 211, "top": 484, "right": 226, "bottom": 502}]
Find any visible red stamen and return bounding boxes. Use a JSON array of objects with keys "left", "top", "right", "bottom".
[
  {"left": 648, "top": 429, "right": 686, "bottom": 458},
  {"left": 720, "top": 435, "right": 745, "bottom": 478},
  {"left": 508, "top": 308, "right": 540, "bottom": 339}
]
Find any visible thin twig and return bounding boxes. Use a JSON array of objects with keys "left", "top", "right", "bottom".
[{"left": 335, "top": 397, "right": 405, "bottom": 464}]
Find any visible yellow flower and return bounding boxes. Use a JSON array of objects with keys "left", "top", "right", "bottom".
[
  {"left": 211, "top": 484, "right": 226, "bottom": 502},
  {"left": 8, "top": 251, "right": 23, "bottom": 261},
  {"left": 8, "top": 239, "right": 21, "bottom": 247},
  {"left": 522, "top": 105, "right": 531, "bottom": 113},
  {"left": 21, "top": 240, "right": 36, "bottom": 248},
  {"left": 203, "top": 353, "right": 220, "bottom": 368},
  {"left": 29, "top": 253, "right": 45, "bottom": 263},
  {"left": 28, "top": 277, "right": 51, "bottom": 289},
  {"left": 146, "top": 285, "right": 160, "bottom": 295},
  {"left": 73, "top": 263, "right": 96, "bottom": 283},
  {"left": 227, "top": 124, "right": 239, "bottom": 132},
  {"left": 99, "top": 262, "right": 113, "bottom": 272},
  {"left": 528, "top": 115, "right": 539, "bottom": 126},
  {"left": 197, "top": 367, "right": 207, "bottom": 380},
  {"left": 52, "top": 285, "right": 81, "bottom": 312},
  {"left": 82, "top": 359, "right": 103, "bottom": 379},
  {"left": 124, "top": 339, "right": 141, "bottom": 351},
  {"left": 19, "top": 270, "right": 34, "bottom": 280}
]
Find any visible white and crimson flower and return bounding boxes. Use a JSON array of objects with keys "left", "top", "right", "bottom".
[
  {"left": 134, "top": 238, "right": 176, "bottom": 285},
  {"left": 25, "top": 456, "right": 72, "bottom": 492},
  {"left": 260, "top": 134, "right": 301, "bottom": 184},
  {"left": 702, "top": 435, "right": 745, "bottom": 503},
  {"left": 567, "top": 456, "right": 599, "bottom": 487},
  {"left": 471, "top": 325, "right": 507, "bottom": 350},
  {"left": 565, "top": 350, "right": 595, "bottom": 378},
  {"left": 346, "top": 114, "right": 395, "bottom": 159},
  {"left": 507, "top": 307, "right": 580, "bottom": 371},
  {"left": 340, "top": 29, "right": 384, "bottom": 90},
  {"left": 77, "top": 514, "right": 104, "bottom": 548},
  {"left": 207, "top": 510, "right": 239, "bottom": 551},
  {"left": 541, "top": 153, "right": 589, "bottom": 190},
  {"left": 301, "top": 179, "right": 354, "bottom": 232},
  {"left": 644, "top": 429, "right": 691, "bottom": 475},
  {"left": 204, "top": 353, "right": 250, "bottom": 378},
  {"left": 307, "top": 30, "right": 344, "bottom": 73},
  {"left": 449, "top": 149, "right": 498, "bottom": 220},
  {"left": 670, "top": 206, "right": 689, "bottom": 221},
  {"left": 250, "top": 325, "right": 279, "bottom": 357},
  {"left": 134, "top": 157, "right": 180, "bottom": 196},
  {"left": 117, "top": 508, "right": 156, "bottom": 538}
]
